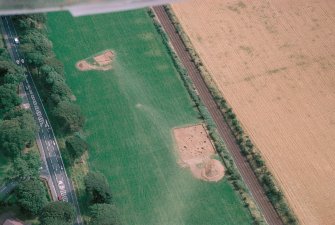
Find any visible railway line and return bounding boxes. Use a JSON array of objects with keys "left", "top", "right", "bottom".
[{"left": 152, "top": 5, "right": 283, "bottom": 225}]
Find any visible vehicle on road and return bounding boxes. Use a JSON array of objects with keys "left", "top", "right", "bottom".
[
  {"left": 21, "top": 58, "right": 24, "bottom": 63},
  {"left": 15, "top": 59, "right": 19, "bottom": 64},
  {"left": 14, "top": 37, "right": 19, "bottom": 44},
  {"left": 58, "top": 180, "right": 65, "bottom": 190}
]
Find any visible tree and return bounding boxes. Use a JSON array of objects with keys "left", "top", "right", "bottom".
[
  {"left": 12, "top": 15, "right": 46, "bottom": 30},
  {"left": 65, "top": 136, "right": 88, "bottom": 160},
  {"left": 3, "top": 72, "right": 26, "bottom": 85},
  {"left": 0, "top": 119, "right": 26, "bottom": 157},
  {"left": 4, "top": 107, "right": 29, "bottom": 120},
  {"left": 20, "top": 30, "right": 52, "bottom": 56},
  {"left": 84, "top": 172, "right": 113, "bottom": 204},
  {"left": 44, "top": 57, "right": 64, "bottom": 75},
  {"left": 20, "top": 45, "right": 45, "bottom": 67},
  {"left": 89, "top": 204, "right": 120, "bottom": 225},
  {"left": 45, "top": 70, "right": 64, "bottom": 85},
  {"left": 0, "top": 109, "right": 38, "bottom": 157},
  {"left": 50, "top": 80, "right": 72, "bottom": 104},
  {"left": 40, "top": 201, "right": 75, "bottom": 225},
  {"left": 8, "top": 151, "right": 41, "bottom": 180},
  {"left": 16, "top": 179, "right": 48, "bottom": 215},
  {"left": 4, "top": 108, "right": 38, "bottom": 146},
  {"left": 0, "top": 60, "right": 25, "bottom": 85},
  {"left": 52, "top": 101, "right": 85, "bottom": 133},
  {"left": 0, "top": 84, "right": 21, "bottom": 113}
]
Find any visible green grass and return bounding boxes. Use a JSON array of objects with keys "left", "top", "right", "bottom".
[{"left": 47, "top": 9, "right": 252, "bottom": 225}]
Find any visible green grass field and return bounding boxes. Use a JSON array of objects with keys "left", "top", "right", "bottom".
[{"left": 47, "top": 9, "right": 252, "bottom": 225}]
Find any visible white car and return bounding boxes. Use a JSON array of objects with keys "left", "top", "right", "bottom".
[
  {"left": 21, "top": 59, "right": 24, "bottom": 63},
  {"left": 58, "top": 180, "right": 65, "bottom": 190},
  {"left": 14, "top": 37, "right": 19, "bottom": 44},
  {"left": 15, "top": 59, "right": 20, "bottom": 64}
]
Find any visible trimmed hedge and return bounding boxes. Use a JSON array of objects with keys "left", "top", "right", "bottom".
[
  {"left": 148, "top": 9, "right": 266, "bottom": 225},
  {"left": 162, "top": 5, "right": 297, "bottom": 225}
]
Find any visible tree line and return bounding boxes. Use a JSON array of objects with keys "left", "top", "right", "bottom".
[
  {"left": 12, "top": 14, "right": 87, "bottom": 164},
  {"left": 0, "top": 21, "right": 54, "bottom": 223},
  {"left": 13, "top": 15, "right": 85, "bottom": 135},
  {"left": 11, "top": 14, "right": 120, "bottom": 225}
]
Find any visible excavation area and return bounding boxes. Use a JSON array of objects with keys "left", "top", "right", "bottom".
[{"left": 174, "top": 124, "right": 224, "bottom": 182}]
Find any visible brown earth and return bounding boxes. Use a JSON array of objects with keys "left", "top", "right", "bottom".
[
  {"left": 173, "top": 124, "right": 224, "bottom": 182},
  {"left": 171, "top": 0, "right": 335, "bottom": 224},
  {"left": 76, "top": 50, "right": 114, "bottom": 71}
]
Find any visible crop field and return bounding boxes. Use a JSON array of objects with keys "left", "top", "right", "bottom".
[
  {"left": 172, "top": 0, "right": 335, "bottom": 224},
  {"left": 46, "top": 9, "right": 252, "bottom": 225}
]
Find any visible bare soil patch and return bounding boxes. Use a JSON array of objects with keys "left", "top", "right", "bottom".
[
  {"left": 173, "top": 124, "right": 224, "bottom": 182},
  {"left": 76, "top": 49, "right": 115, "bottom": 71},
  {"left": 172, "top": 0, "right": 335, "bottom": 224}
]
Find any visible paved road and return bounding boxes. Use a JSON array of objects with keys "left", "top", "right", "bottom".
[
  {"left": 0, "top": 16, "right": 83, "bottom": 225},
  {"left": 0, "top": 181, "right": 17, "bottom": 199},
  {"left": 153, "top": 6, "right": 284, "bottom": 225}
]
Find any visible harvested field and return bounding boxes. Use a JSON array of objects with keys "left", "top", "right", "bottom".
[
  {"left": 173, "top": 124, "right": 225, "bottom": 182},
  {"left": 172, "top": 0, "right": 335, "bottom": 224}
]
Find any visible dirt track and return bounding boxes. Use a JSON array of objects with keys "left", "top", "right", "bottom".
[{"left": 153, "top": 6, "right": 283, "bottom": 225}]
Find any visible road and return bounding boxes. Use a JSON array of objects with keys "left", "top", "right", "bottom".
[
  {"left": 0, "top": 181, "right": 17, "bottom": 199},
  {"left": 153, "top": 6, "right": 284, "bottom": 225},
  {"left": 0, "top": 16, "right": 83, "bottom": 225}
]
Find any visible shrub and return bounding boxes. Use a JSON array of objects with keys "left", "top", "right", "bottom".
[
  {"left": 84, "top": 172, "right": 113, "bottom": 204},
  {"left": 16, "top": 179, "right": 48, "bottom": 215},
  {"left": 65, "top": 135, "right": 88, "bottom": 160}
]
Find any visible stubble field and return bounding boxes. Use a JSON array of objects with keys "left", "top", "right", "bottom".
[
  {"left": 46, "top": 9, "right": 252, "bottom": 225},
  {"left": 172, "top": 0, "right": 335, "bottom": 224}
]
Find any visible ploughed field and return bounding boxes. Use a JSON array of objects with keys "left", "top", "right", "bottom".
[
  {"left": 172, "top": 0, "right": 335, "bottom": 224},
  {"left": 46, "top": 9, "right": 252, "bottom": 225}
]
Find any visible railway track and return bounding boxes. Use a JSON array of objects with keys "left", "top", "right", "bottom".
[{"left": 152, "top": 5, "right": 284, "bottom": 225}]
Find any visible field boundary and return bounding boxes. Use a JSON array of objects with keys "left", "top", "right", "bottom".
[
  {"left": 162, "top": 5, "right": 297, "bottom": 225},
  {"left": 148, "top": 8, "right": 266, "bottom": 225}
]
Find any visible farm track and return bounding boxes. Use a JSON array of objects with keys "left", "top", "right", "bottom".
[{"left": 153, "top": 6, "right": 283, "bottom": 225}]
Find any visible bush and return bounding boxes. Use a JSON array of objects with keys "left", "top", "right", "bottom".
[
  {"left": 84, "top": 172, "right": 113, "bottom": 204},
  {"left": 0, "top": 84, "right": 21, "bottom": 113},
  {"left": 52, "top": 101, "right": 85, "bottom": 133},
  {"left": 8, "top": 151, "right": 41, "bottom": 180},
  {"left": 89, "top": 203, "right": 120, "bottom": 225},
  {"left": 16, "top": 179, "right": 48, "bottom": 215},
  {"left": 65, "top": 135, "right": 88, "bottom": 160},
  {"left": 0, "top": 111, "right": 38, "bottom": 158},
  {"left": 40, "top": 201, "right": 75, "bottom": 225}
]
